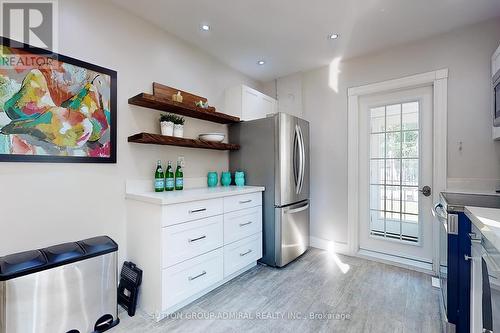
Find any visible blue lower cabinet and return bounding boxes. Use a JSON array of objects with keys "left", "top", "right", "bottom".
[{"left": 448, "top": 212, "right": 471, "bottom": 333}]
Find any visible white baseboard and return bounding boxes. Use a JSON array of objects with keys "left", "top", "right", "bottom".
[
  {"left": 356, "top": 249, "right": 434, "bottom": 275},
  {"left": 309, "top": 236, "right": 350, "bottom": 255}
]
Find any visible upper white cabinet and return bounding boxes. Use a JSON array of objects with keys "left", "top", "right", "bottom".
[
  {"left": 492, "top": 43, "right": 500, "bottom": 77},
  {"left": 225, "top": 84, "right": 277, "bottom": 121}
]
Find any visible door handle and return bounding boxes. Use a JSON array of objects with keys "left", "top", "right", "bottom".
[
  {"left": 188, "top": 235, "right": 206, "bottom": 243},
  {"left": 294, "top": 125, "right": 301, "bottom": 193},
  {"left": 284, "top": 202, "right": 309, "bottom": 214},
  {"left": 296, "top": 124, "right": 305, "bottom": 194},
  {"left": 239, "top": 221, "right": 252, "bottom": 227},
  {"left": 188, "top": 270, "right": 207, "bottom": 281},
  {"left": 240, "top": 249, "right": 252, "bottom": 256},
  {"left": 298, "top": 124, "right": 306, "bottom": 194},
  {"left": 189, "top": 208, "right": 207, "bottom": 214},
  {"left": 239, "top": 199, "right": 252, "bottom": 204},
  {"left": 419, "top": 186, "right": 432, "bottom": 197}
]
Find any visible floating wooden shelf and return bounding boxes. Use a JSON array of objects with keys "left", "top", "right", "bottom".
[
  {"left": 128, "top": 133, "right": 240, "bottom": 151},
  {"left": 128, "top": 93, "right": 240, "bottom": 124}
]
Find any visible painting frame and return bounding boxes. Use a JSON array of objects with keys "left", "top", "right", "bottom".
[{"left": 0, "top": 36, "right": 117, "bottom": 163}]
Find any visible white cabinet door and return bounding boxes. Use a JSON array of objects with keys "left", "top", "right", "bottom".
[
  {"left": 261, "top": 94, "right": 277, "bottom": 117},
  {"left": 232, "top": 85, "right": 277, "bottom": 121},
  {"left": 242, "top": 86, "right": 264, "bottom": 121}
]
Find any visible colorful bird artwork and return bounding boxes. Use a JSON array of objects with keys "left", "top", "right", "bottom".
[{"left": 0, "top": 41, "right": 115, "bottom": 162}]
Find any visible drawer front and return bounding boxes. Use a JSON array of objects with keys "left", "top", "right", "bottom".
[
  {"left": 162, "top": 215, "right": 223, "bottom": 268},
  {"left": 223, "top": 233, "right": 262, "bottom": 277},
  {"left": 162, "top": 198, "right": 223, "bottom": 226},
  {"left": 162, "top": 248, "right": 223, "bottom": 310},
  {"left": 223, "top": 192, "right": 262, "bottom": 213},
  {"left": 224, "top": 207, "right": 262, "bottom": 245}
]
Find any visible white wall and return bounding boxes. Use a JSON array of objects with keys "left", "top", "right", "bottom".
[
  {"left": 0, "top": 0, "right": 258, "bottom": 258},
  {"left": 301, "top": 18, "right": 500, "bottom": 246}
]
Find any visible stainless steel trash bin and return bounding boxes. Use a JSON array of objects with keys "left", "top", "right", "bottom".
[{"left": 0, "top": 236, "right": 119, "bottom": 333}]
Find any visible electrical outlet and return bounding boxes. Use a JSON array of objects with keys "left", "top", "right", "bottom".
[{"left": 178, "top": 156, "right": 185, "bottom": 167}]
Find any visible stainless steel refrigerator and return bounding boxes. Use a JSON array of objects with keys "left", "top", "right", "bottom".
[{"left": 229, "top": 113, "right": 310, "bottom": 267}]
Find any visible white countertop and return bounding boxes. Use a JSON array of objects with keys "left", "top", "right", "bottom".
[
  {"left": 126, "top": 185, "right": 265, "bottom": 205},
  {"left": 465, "top": 206, "right": 500, "bottom": 251}
]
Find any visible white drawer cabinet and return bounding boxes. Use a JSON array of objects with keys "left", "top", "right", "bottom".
[
  {"left": 162, "top": 215, "right": 223, "bottom": 268},
  {"left": 223, "top": 192, "right": 262, "bottom": 213},
  {"left": 162, "top": 198, "right": 223, "bottom": 227},
  {"left": 224, "top": 233, "right": 263, "bottom": 277},
  {"left": 162, "top": 248, "right": 223, "bottom": 310},
  {"left": 224, "top": 207, "right": 262, "bottom": 244},
  {"left": 126, "top": 186, "right": 264, "bottom": 321}
]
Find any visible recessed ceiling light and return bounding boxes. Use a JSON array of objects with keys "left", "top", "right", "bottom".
[
  {"left": 200, "top": 24, "right": 210, "bottom": 31},
  {"left": 257, "top": 60, "right": 265, "bottom": 65},
  {"left": 328, "top": 33, "right": 339, "bottom": 40}
]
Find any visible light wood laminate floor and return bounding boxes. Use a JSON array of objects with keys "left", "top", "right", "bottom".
[{"left": 112, "top": 248, "right": 442, "bottom": 333}]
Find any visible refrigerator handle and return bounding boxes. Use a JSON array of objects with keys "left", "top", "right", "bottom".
[
  {"left": 294, "top": 125, "right": 301, "bottom": 193},
  {"left": 297, "top": 125, "right": 305, "bottom": 194},
  {"left": 284, "top": 201, "right": 310, "bottom": 214}
]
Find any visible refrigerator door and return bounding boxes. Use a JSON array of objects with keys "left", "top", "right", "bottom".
[
  {"left": 274, "top": 199, "right": 310, "bottom": 267},
  {"left": 276, "top": 114, "right": 310, "bottom": 207}
]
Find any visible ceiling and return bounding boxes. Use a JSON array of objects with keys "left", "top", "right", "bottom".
[{"left": 110, "top": 0, "right": 500, "bottom": 82}]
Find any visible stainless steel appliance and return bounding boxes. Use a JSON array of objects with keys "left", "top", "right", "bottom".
[
  {"left": 434, "top": 192, "right": 500, "bottom": 332},
  {"left": 493, "top": 66, "right": 500, "bottom": 127},
  {"left": 0, "top": 236, "right": 119, "bottom": 333},
  {"left": 229, "top": 113, "right": 310, "bottom": 267},
  {"left": 470, "top": 224, "right": 500, "bottom": 333}
]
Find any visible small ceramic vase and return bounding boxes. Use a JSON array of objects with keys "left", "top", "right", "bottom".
[
  {"left": 221, "top": 172, "right": 231, "bottom": 186},
  {"left": 234, "top": 171, "right": 245, "bottom": 187},
  {"left": 160, "top": 121, "right": 174, "bottom": 136},
  {"left": 207, "top": 172, "right": 218, "bottom": 187},
  {"left": 173, "top": 124, "right": 184, "bottom": 138}
]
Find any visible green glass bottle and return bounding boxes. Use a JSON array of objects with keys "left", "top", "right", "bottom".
[
  {"left": 165, "top": 161, "right": 175, "bottom": 191},
  {"left": 175, "top": 160, "right": 184, "bottom": 190},
  {"left": 154, "top": 160, "right": 164, "bottom": 192}
]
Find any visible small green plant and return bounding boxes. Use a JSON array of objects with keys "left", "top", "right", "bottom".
[
  {"left": 172, "top": 115, "right": 185, "bottom": 125},
  {"left": 160, "top": 113, "right": 176, "bottom": 123}
]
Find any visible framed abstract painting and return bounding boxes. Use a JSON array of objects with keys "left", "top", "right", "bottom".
[{"left": 0, "top": 36, "right": 117, "bottom": 163}]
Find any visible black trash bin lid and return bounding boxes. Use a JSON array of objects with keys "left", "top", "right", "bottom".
[
  {"left": 0, "top": 250, "right": 47, "bottom": 281},
  {"left": 0, "top": 236, "right": 118, "bottom": 281},
  {"left": 78, "top": 236, "right": 118, "bottom": 256}
]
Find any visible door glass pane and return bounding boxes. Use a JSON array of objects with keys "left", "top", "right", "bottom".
[
  {"left": 370, "top": 160, "right": 385, "bottom": 185},
  {"left": 402, "top": 130, "right": 419, "bottom": 157},
  {"left": 370, "top": 133, "right": 385, "bottom": 158},
  {"left": 386, "top": 104, "right": 401, "bottom": 131},
  {"left": 369, "top": 101, "right": 420, "bottom": 243},
  {"left": 402, "top": 102, "right": 419, "bottom": 130},
  {"left": 370, "top": 107, "right": 385, "bottom": 132},
  {"left": 386, "top": 159, "right": 401, "bottom": 185}
]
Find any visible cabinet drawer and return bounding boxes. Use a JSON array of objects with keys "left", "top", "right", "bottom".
[
  {"left": 162, "top": 198, "right": 223, "bottom": 226},
  {"left": 162, "top": 215, "right": 223, "bottom": 268},
  {"left": 162, "top": 248, "right": 223, "bottom": 310},
  {"left": 224, "top": 233, "right": 262, "bottom": 277},
  {"left": 224, "top": 207, "right": 262, "bottom": 245},
  {"left": 223, "top": 192, "right": 262, "bottom": 213}
]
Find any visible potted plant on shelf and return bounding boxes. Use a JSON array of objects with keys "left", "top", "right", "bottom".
[
  {"left": 173, "top": 115, "right": 185, "bottom": 138},
  {"left": 160, "top": 113, "right": 175, "bottom": 136}
]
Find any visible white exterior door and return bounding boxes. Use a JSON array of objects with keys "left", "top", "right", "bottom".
[{"left": 358, "top": 86, "right": 434, "bottom": 263}]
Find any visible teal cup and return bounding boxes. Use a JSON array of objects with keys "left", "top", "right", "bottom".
[
  {"left": 221, "top": 172, "right": 231, "bottom": 187},
  {"left": 207, "top": 172, "right": 218, "bottom": 187},
  {"left": 234, "top": 171, "right": 245, "bottom": 187}
]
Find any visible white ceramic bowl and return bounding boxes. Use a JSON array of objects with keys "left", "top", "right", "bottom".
[{"left": 199, "top": 133, "right": 225, "bottom": 143}]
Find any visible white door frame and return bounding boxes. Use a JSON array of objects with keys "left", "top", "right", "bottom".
[{"left": 347, "top": 69, "right": 448, "bottom": 274}]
